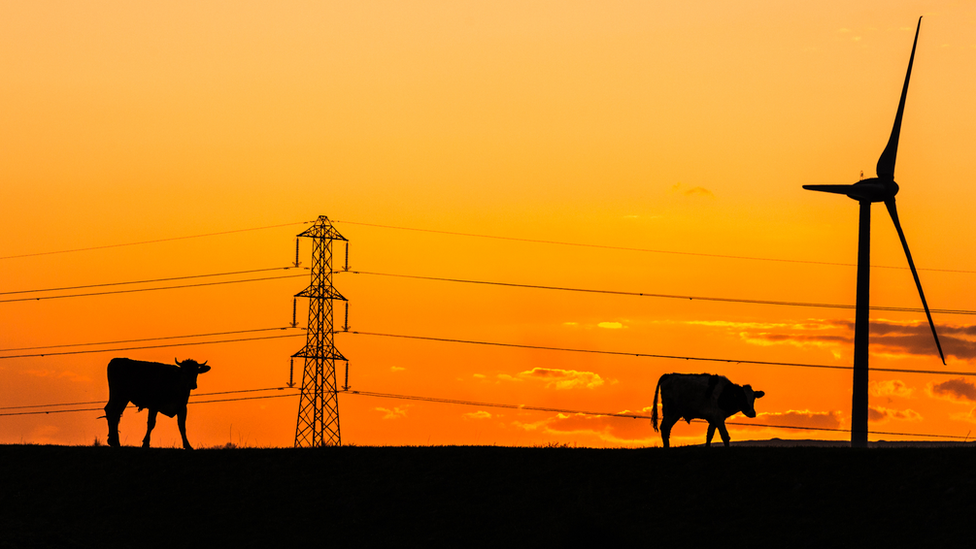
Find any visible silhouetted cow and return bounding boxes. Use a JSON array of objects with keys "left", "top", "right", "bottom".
[
  {"left": 651, "top": 373, "right": 765, "bottom": 448},
  {"left": 104, "top": 357, "right": 211, "bottom": 449}
]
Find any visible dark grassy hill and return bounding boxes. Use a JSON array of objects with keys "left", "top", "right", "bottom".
[{"left": 1, "top": 444, "right": 974, "bottom": 548}]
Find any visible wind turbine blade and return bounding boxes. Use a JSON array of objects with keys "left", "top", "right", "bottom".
[
  {"left": 884, "top": 198, "right": 946, "bottom": 364},
  {"left": 803, "top": 185, "right": 856, "bottom": 195},
  {"left": 876, "top": 17, "right": 922, "bottom": 180}
]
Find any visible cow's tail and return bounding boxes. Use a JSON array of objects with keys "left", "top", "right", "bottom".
[{"left": 651, "top": 376, "right": 663, "bottom": 432}]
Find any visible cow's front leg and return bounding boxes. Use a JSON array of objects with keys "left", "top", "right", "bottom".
[
  {"left": 717, "top": 422, "right": 731, "bottom": 447},
  {"left": 706, "top": 424, "right": 717, "bottom": 447},
  {"left": 177, "top": 407, "right": 193, "bottom": 450},
  {"left": 143, "top": 409, "right": 158, "bottom": 448},
  {"left": 104, "top": 399, "right": 127, "bottom": 447}
]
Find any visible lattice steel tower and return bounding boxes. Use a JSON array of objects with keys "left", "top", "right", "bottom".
[{"left": 292, "top": 215, "right": 348, "bottom": 447}]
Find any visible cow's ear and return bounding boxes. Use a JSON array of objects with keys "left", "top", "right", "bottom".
[
  {"left": 754, "top": 391, "right": 765, "bottom": 399},
  {"left": 198, "top": 365, "right": 211, "bottom": 374}
]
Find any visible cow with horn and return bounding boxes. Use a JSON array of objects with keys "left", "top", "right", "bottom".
[{"left": 103, "top": 357, "right": 211, "bottom": 449}]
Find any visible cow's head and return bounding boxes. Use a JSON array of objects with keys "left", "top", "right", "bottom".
[
  {"left": 740, "top": 384, "right": 766, "bottom": 418},
  {"left": 175, "top": 358, "right": 211, "bottom": 390}
]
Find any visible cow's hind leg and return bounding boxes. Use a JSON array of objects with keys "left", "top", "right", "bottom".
[
  {"left": 177, "top": 407, "right": 193, "bottom": 450},
  {"left": 142, "top": 409, "right": 158, "bottom": 448},
  {"left": 660, "top": 414, "right": 679, "bottom": 448},
  {"left": 706, "top": 424, "right": 717, "bottom": 447},
  {"left": 104, "top": 399, "right": 127, "bottom": 447}
]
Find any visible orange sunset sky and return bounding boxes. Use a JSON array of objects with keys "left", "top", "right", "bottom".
[{"left": 3, "top": 1, "right": 976, "bottom": 448}]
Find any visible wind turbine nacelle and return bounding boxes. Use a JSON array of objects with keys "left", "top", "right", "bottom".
[
  {"left": 845, "top": 178, "right": 899, "bottom": 203},
  {"left": 803, "top": 178, "right": 899, "bottom": 203}
]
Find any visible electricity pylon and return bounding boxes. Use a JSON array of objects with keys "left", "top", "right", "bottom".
[{"left": 292, "top": 215, "right": 348, "bottom": 447}]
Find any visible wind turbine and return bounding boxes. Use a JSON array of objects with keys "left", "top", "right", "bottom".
[{"left": 804, "top": 17, "right": 945, "bottom": 448}]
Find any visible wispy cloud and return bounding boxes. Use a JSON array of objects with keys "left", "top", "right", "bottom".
[
  {"left": 518, "top": 367, "right": 606, "bottom": 390},
  {"left": 513, "top": 410, "right": 658, "bottom": 446},
  {"left": 463, "top": 411, "right": 492, "bottom": 420},
  {"left": 870, "top": 379, "right": 914, "bottom": 398},
  {"left": 597, "top": 321, "right": 624, "bottom": 329},
  {"left": 375, "top": 406, "right": 408, "bottom": 420},
  {"left": 754, "top": 410, "right": 843, "bottom": 430},
  {"left": 24, "top": 369, "right": 90, "bottom": 383},
  {"left": 949, "top": 407, "right": 976, "bottom": 424}
]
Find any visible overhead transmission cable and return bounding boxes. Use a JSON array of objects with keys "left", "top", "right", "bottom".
[
  {"left": 0, "top": 266, "right": 298, "bottom": 296},
  {"left": 0, "top": 220, "right": 311, "bottom": 260},
  {"left": 5, "top": 216, "right": 972, "bottom": 275},
  {"left": 342, "top": 270, "right": 976, "bottom": 317},
  {"left": 4, "top": 325, "right": 971, "bottom": 379},
  {"left": 0, "top": 327, "right": 294, "bottom": 353},
  {"left": 1, "top": 385, "right": 968, "bottom": 441},
  {"left": 6, "top": 259, "right": 976, "bottom": 317},
  {"left": 0, "top": 273, "right": 306, "bottom": 303},
  {"left": 7, "top": 265, "right": 976, "bottom": 317},
  {"left": 0, "top": 387, "right": 294, "bottom": 411},
  {"left": 339, "top": 389, "right": 972, "bottom": 440},
  {"left": 0, "top": 392, "right": 299, "bottom": 417},
  {"left": 332, "top": 219, "right": 976, "bottom": 275},
  {"left": 0, "top": 332, "right": 304, "bottom": 360},
  {"left": 342, "top": 330, "right": 976, "bottom": 378}
]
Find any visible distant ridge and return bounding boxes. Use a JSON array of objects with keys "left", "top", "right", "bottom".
[{"left": 730, "top": 438, "right": 975, "bottom": 448}]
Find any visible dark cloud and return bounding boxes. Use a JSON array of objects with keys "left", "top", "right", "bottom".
[
  {"left": 749, "top": 333, "right": 851, "bottom": 344},
  {"left": 683, "top": 186, "right": 714, "bottom": 198},
  {"left": 731, "top": 318, "right": 976, "bottom": 362},
  {"left": 670, "top": 183, "right": 715, "bottom": 198},
  {"left": 868, "top": 406, "right": 922, "bottom": 423},
  {"left": 869, "top": 322, "right": 976, "bottom": 361},
  {"left": 929, "top": 378, "right": 976, "bottom": 402}
]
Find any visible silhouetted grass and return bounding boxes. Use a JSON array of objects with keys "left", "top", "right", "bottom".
[{"left": 0, "top": 444, "right": 973, "bottom": 547}]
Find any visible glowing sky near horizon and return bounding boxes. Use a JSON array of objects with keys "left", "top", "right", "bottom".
[{"left": 2, "top": 1, "right": 976, "bottom": 448}]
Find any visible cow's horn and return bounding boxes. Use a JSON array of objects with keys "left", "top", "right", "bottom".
[
  {"left": 201, "top": 360, "right": 208, "bottom": 366},
  {"left": 175, "top": 357, "right": 182, "bottom": 365}
]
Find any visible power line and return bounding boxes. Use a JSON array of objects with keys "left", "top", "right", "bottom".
[
  {"left": 343, "top": 330, "right": 976, "bottom": 378},
  {"left": 0, "top": 391, "right": 299, "bottom": 417},
  {"left": 332, "top": 219, "right": 976, "bottom": 275},
  {"left": 5, "top": 323, "right": 968, "bottom": 380},
  {"left": 0, "top": 333, "right": 305, "bottom": 360},
  {"left": 0, "top": 273, "right": 306, "bottom": 304},
  {"left": 4, "top": 383, "right": 967, "bottom": 441},
  {"left": 0, "top": 387, "right": 294, "bottom": 411},
  {"left": 0, "top": 266, "right": 298, "bottom": 296},
  {"left": 339, "top": 389, "right": 971, "bottom": 440},
  {"left": 344, "top": 270, "right": 976, "bottom": 317},
  {"left": 8, "top": 264, "right": 975, "bottom": 319},
  {"left": 0, "top": 327, "right": 294, "bottom": 353},
  {"left": 0, "top": 220, "right": 311, "bottom": 261}
]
